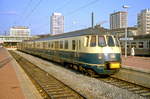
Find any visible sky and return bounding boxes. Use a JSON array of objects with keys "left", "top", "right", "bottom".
[{"left": 0, "top": 0, "right": 150, "bottom": 35}]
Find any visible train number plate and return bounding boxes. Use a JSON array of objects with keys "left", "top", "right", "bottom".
[{"left": 110, "top": 62, "right": 120, "bottom": 69}]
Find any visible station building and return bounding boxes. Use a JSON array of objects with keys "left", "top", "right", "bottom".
[
  {"left": 0, "top": 26, "right": 32, "bottom": 49},
  {"left": 109, "top": 27, "right": 138, "bottom": 37}
]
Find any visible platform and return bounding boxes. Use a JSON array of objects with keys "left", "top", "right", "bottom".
[
  {"left": 122, "top": 56, "right": 150, "bottom": 73},
  {"left": 0, "top": 48, "right": 42, "bottom": 99}
]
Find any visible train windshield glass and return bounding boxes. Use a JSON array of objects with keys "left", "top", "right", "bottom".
[
  {"left": 98, "top": 36, "right": 106, "bottom": 47},
  {"left": 107, "top": 36, "right": 115, "bottom": 47},
  {"left": 114, "top": 37, "right": 120, "bottom": 47}
]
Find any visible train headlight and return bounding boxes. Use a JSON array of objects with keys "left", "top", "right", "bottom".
[
  {"left": 110, "top": 54, "right": 115, "bottom": 59},
  {"left": 98, "top": 56, "right": 102, "bottom": 59},
  {"left": 98, "top": 54, "right": 103, "bottom": 59}
]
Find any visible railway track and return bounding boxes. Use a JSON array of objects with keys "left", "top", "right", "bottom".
[
  {"left": 9, "top": 51, "right": 85, "bottom": 99},
  {"left": 99, "top": 77, "right": 150, "bottom": 98},
  {"left": 10, "top": 50, "right": 150, "bottom": 98}
]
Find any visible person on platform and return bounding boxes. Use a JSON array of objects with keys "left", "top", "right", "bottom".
[{"left": 131, "top": 47, "right": 135, "bottom": 56}]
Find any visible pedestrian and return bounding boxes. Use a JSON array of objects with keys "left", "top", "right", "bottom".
[{"left": 131, "top": 47, "right": 135, "bottom": 56}]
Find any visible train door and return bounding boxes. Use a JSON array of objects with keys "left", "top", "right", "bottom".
[
  {"left": 75, "top": 40, "right": 80, "bottom": 59},
  {"left": 73, "top": 39, "right": 80, "bottom": 63},
  {"left": 72, "top": 40, "right": 78, "bottom": 61}
]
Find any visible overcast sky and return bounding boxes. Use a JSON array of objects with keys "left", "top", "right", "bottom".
[{"left": 0, "top": 0, "right": 150, "bottom": 35}]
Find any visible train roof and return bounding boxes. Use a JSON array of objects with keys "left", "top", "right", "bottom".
[
  {"left": 133, "top": 34, "right": 150, "bottom": 39},
  {"left": 33, "top": 27, "right": 108, "bottom": 42}
]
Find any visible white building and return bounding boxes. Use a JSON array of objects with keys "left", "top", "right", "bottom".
[
  {"left": 10, "top": 26, "right": 30, "bottom": 36},
  {"left": 137, "top": 9, "right": 150, "bottom": 35},
  {"left": 110, "top": 11, "right": 127, "bottom": 29},
  {"left": 50, "top": 13, "right": 64, "bottom": 35}
]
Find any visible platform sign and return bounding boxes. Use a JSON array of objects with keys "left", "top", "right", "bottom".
[{"left": 119, "top": 38, "right": 133, "bottom": 41}]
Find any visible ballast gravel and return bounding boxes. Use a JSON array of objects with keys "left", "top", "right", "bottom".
[{"left": 14, "top": 51, "right": 146, "bottom": 99}]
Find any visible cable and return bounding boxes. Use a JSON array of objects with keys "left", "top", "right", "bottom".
[
  {"left": 23, "top": 0, "right": 44, "bottom": 24},
  {"left": 13, "top": 0, "right": 33, "bottom": 25},
  {"left": 55, "top": 0, "right": 72, "bottom": 12},
  {"left": 30, "top": 0, "right": 100, "bottom": 34},
  {"left": 67, "top": 0, "right": 100, "bottom": 15},
  {"left": 31, "top": 0, "right": 71, "bottom": 33}
]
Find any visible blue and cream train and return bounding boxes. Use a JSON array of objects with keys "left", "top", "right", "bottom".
[{"left": 17, "top": 28, "right": 122, "bottom": 76}]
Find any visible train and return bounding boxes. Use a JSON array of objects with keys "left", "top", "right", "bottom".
[
  {"left": 120, "top": 34, "right": 150, "bottom": 56},
  {"left": 17, "top": 28, "right": 122, "bottom": 76}
]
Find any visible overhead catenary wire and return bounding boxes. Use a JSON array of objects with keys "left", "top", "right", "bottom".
[
  {"left": 13, "top": 0, "right": 33, "bottom": 25},
  {"left": 30, "top": 0, "right": 100, "bottom": 34},
  {"left": 67, "top": 0, "right": 100, "bottom": 16},
  {"left": 55, "top": 0, "right": 72, "bottom": 12},
  {"left": 22, "top": 0, "right": 44, "bottom": 24},
  {"left": 31, "top": 0, "right": 72, "bottom": 33}
]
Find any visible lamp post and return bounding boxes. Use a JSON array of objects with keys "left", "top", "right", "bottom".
[{"left": 122, "top": 5, "right": 129, "bottom": 58}]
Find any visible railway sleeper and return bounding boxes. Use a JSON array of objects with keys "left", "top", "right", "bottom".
[
  {"left": 47, "top": 91, "right": 73, "bottom": 95},
  {"left": 50, "top": 94, "right": 78, "bottom": 99},
  {"left": 140, "top": 92, "right": 150, "bottom": 96},
  {"left": 128, "top": 87, "right": 143, "bottom": 91},
  {"left": 134, "top": 90, "right": 150, "bottom": 94},
  {"left": 46, "top": 89, "right": 70, "bottom": 93}
]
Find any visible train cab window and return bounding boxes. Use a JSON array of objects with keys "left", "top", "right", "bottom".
[
  {"left": 138, "top": 42, "right": 144, "bottom": 48},
  {"left": 90, "top": 35, "right": 96, "bottom": 47},
  {"left": 114, "top": 37, "right": 120, "bottom": 47},
  {"left": 98, "top": 36, "right": 106, "bottom": 47},
  {"left": 72, "top": 40, "right": 76, "bottom": 50},
  {"left": 65, "top": 40, "right": 68, "bottom": 49},
  {"left": 107, "top": 36, "right": 115, "bottom": 47},
  {"left": 60, "top": 41, "right": 63, "bottom": 49}
]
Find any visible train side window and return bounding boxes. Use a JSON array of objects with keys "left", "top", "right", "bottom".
[
  {"left": 37, "top": 42, "right": 39, "bottom": 48},
  {"left": 46, "top": 42, "right": 48, "bottom": 49},
  {"left": 51, "top": 42, "right": 54, "bottom": 48},
  {"left": 55, "top": 41, "right": 59, "bottom": 49},
  {"left": 39, "top": 42, "right": 41, "bottom": 48},
  {"left": 146, "top": 41, "right": 149, "bottom": 48},
  {"left": 127, "top": 42, "right": 130, "bottom": 48},
  {"left": 48, "top": 42, "right": 51, "bottom": 48},
  {"left": 72, "top": 40, "right": 76, "bottom": 50},
  {"left": 60, "top": 41, "right": 63, "bottom": 49},
  {"left": 149, "top": 40, "right": 150, "bottom": 48},
  {"left": 86, "top": 36, "right": 89, "bottom": 47},
  {"left": 90, "top": 35, "right": 96, "bottom": 47},
  {"left": 79, "top": 40, "right": 81, "bottom": 50},
  {"left": 43, "top": 42, "right": 46, "bottom": 48},
  {"left": 65, "top": 40, "right": 68, "bottom": 49},
  {"left": 98, "top": 36, "right": 106, "bottom": 47},
  {"left": 138, "top": 42, "right": 144, "bottom": 48},
  {"left": 131, "top": 42, "right": 136, "bottom": 48},
  {"left": 147, "top": 40, "right": 150, "bottom": 48}
]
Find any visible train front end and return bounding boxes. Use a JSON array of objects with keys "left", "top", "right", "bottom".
[
  {"left": 100, "top": 35, "right": 121, "bottom": 75},
  {"left": 88, "top": 35, "right": 122, "bottom": 75}
]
